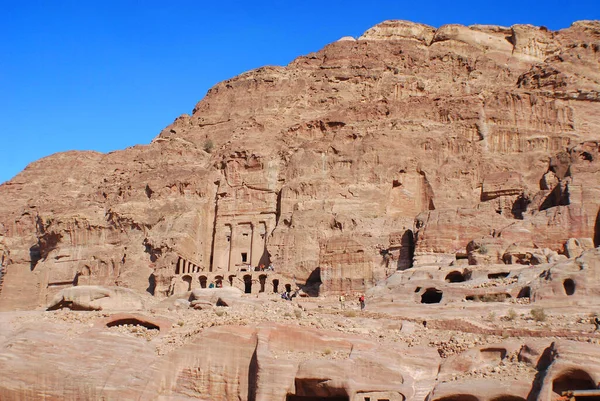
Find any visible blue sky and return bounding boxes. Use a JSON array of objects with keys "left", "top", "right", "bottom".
[{"left": 1, "top": 1, "right": 598, "bottom": 184}]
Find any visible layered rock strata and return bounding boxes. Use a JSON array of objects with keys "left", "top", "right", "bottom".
[{"left": 0, "top": 20, "right": 599, "bottom": 310}]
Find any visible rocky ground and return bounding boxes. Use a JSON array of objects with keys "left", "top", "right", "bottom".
[{"left": 15, "top": 290, "right": 600, "bottom": 365}]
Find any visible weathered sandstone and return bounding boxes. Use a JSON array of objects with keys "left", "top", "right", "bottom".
[{"left": 0, "top": 19, "right": 600, "bottom": 400}]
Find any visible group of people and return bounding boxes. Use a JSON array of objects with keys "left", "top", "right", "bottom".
[
  {"left": 242, "top": 263, "right": 275, "bottom": 272},
  {"left": 208, "top": 281, "right": 222, "bottom": 288},
  {"left": 339, "top": 293, "right": 366, "bottom": 310},
  {"left": 259, "top": 263, "right": 274, "bottom": 272},
  {"left": 281, "top": 291, "right": 295, "bottom": 301}
]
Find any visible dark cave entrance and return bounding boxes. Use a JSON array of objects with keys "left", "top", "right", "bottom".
[
  {"left": 517, "top": 286, "right": 531, "bottom": 299},
  {"left": 445, "top": 271, "right": 466, "bottom": 283},
  {"left": 106, "top": 318, "right": 159, "bottom": 331},
  {"left": 243, "top": 274, "right": 252, "bottom": 294},
  {"left": 259, "top": 274, "right": 267, "bottom": 292},
  {"left": 552, "top": 369, "right": 597, "bottom": 399},
  {"left": 563, "top": 278, "right": 576, "bottom": 296},
  {"left": 421, "top": 288, "right": 443, "bottom": 304}
]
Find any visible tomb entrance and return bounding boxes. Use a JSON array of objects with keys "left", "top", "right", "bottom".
[{"left": 244, "top": 274, "right": 252, "bottom": 293}]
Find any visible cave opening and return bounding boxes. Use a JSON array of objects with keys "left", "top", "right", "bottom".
[
  {"left": 106, "top": 318, "right": 159, "bottom": 331},
  {"left": 563, "top": 278, "right": 575, "bottom": 296},
  {"left": 303, "top": 267, "right": 322, "bottom": 297},
  {"left": 259, "top": 274, "right": 267, "bottom": 292},
  {"left": 517, "top": 286, "right": 531, "bottom": 299},
  {"left": 552, "top": 369, "right": 596, "bottom": 397},
  {"left": 421, "top": 288, "right": 443, "bottom": 304},
  {"left": 244, "top": 274, "right": 252, "bottom": 293},
  {"left": 146, "top": 274, "right": 156, "bottom": 295},
  {"left": 445, "top": 271, "right": 466, "bottom": 283}
]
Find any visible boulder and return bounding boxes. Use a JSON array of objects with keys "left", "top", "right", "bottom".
[{"left": 46, "top": 285, "right": 146, "bottom": 311}]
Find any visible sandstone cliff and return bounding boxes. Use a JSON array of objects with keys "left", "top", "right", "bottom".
[{"left": 1, "top": 20, "right": 599, "bottom": 310}]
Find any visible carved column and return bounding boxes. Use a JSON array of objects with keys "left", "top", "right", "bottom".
[
  {"left": 228, "top": 224, "right": 236, "bottom": 272},
  {"left": 249, "top": 223, "right": 255, "bottom": 267},
  {"left": 252, "top": 222, "right": 264, "bottom": 267}
]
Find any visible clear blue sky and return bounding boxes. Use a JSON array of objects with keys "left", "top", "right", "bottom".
[{"left": 1, "top": 0, "right": 598, "bottom": 184}]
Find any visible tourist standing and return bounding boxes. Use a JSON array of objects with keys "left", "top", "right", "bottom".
[{"left": 359, "top": 294, "right": 365, "bottom": 310}]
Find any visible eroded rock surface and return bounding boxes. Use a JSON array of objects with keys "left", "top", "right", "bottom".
[
  {"left": 1, "top": 19, "right": 600, "bottom": 400},
  {"left": 1, "top": 20, "right": 599, "bottom": 308}
]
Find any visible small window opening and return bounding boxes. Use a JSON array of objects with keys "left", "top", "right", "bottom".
[{"left": 241, "top": 253, "right": 248, "bottom": 263}]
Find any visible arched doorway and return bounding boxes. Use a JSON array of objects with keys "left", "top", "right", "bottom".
[
  {"left": 273, "top": 279, "right": 279, "bottom": 293},
  {"left": 243, "top": 274, "right": 252, "bottom": 294},
  {"left": 199, "top": 276, "right": 207, "bottom": 288},
  {"left": 563, "top": 278, "right": 575, "bottom": 295},
  {"left": 182, "top": 275, "right": 192, "bottom": 291},
  {"left": 215, "top": 275, "right": 223, "bottom": 288},
  {"left": 259, "top": 274, "right": 267, "bottom": 292}
]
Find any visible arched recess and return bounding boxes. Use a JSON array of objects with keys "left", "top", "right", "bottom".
[
  {"left": 259, "top": 274, "right": 267, "bottom": 292},
  {"left": 243, "top": 274, "right": 252, "bottom": 294},
  {"left": 563, "top": 278, "right": 575, "bottom": 296},
  {"left": 445, "top": 271, "right": 466, "bottom": 283},
  {"left": 273, "top": 279, "right": 279, "bottom": 293},
  {"left": 552, "top": 369, "right": 596, "bottom": 396},
  {"left": 182, "top": 275, "right": 192, "bottom": 291},
  {"left": 199, "top": 276, "right": 207, "bottom": 289},
  {"left": 106, "top": 318, "right": 159, "bottom": 331}
]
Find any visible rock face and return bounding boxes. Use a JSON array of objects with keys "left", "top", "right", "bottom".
[{"left": 1, "top": 20, "right": 600, "bottom": 311}]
